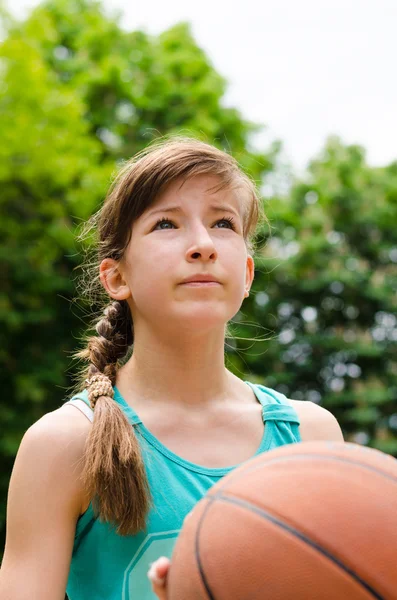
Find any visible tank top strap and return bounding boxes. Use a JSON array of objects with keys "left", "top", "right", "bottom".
[
  {"left": 64, "top": 390, "right": 93, "bottom": 421},
  {"left": 64, "top": 388, "right": 142, "bottom": 426},
  {"left": 65, "top": 397, "right": 94, "bottom": 422},
  {"left": 64, "top": 389, "right": 91, "bottom": 407},
  {"left": 245, "top": 381, "right": 300, "bottom": 426}
]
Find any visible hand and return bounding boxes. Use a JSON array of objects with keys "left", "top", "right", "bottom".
[{"left": 147, "top": 556, "right": 171, "bottom": 600}]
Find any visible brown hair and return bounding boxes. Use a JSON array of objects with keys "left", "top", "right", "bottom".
[{"left": 74, "top": 136, "right": 264, "bottom": 535}]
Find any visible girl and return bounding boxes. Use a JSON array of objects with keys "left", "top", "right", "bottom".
[{"left": 0, "top": 138, "right": 343, "bottom": 600}]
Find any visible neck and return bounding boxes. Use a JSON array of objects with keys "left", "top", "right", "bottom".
[{"left": 117, "top": 323, "right": 238, "bottom": 409}]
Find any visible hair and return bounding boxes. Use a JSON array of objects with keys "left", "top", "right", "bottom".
[{"left": 73, "top": 136, "right": 265, "bottom": 535}]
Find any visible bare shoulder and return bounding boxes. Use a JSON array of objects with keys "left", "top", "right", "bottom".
[
  {"left": 15, "top": 403, "right": 92, "bottom": 512},
  {"left": 288, "top": 399, "right": 344, "bottom": 442},
  {"left": 25, "top": 402, "right": 91, "bottom": 458}
]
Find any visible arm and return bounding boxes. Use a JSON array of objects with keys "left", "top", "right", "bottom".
[{"left": 0, "top": 406, "right": 90, "bottom": 600}]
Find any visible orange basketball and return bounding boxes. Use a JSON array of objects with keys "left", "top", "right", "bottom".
[{"left": 167, "top": 441, "right": 397, "bottom": 600}]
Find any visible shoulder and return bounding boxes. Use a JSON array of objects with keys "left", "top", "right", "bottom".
[
  {"left": 24, "top": 403, "right": 91, "bottom": 454},
  {"left": 288, "top": 399, "right": 344, "bottom": 442},
  {"left": 14, "top": 404, "right": 92, "bottom": 513}
]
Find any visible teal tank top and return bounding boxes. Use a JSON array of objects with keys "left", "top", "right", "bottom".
[{"left": 66, "top": 382, "right": 301, "bottom": 600}]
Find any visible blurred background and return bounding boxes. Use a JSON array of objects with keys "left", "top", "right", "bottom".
[{"left": 1, "top": 0, "right": 396, "bottom": 552}]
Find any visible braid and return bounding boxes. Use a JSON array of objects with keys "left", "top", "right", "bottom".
[
  {"left": 87, "top": 300, "right": 133, "bottom": 384},
  {"left": 79, "top": 300, "right": 151, "bottom": 536}
]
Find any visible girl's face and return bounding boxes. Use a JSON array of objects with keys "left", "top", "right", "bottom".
[{"left": 106, "top": 174, "right": 254, "bottom": 334}]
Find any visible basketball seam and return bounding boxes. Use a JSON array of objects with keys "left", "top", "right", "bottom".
[
  {"left": 216, "top": 494, "right": 385, "bottom": 600},
  {"left": 195, "top": 497, "right": 217, "bottom": 600}
]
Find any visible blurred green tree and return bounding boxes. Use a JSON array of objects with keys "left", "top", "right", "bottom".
[
  {"left": 0, "top": 0, "right": 274, "bottom": 547},
  {"left": 231, "top": 137, "right": 397, "bottom": 454}
]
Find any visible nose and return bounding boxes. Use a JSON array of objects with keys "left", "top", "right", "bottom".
[{"left": 186, "top": 225, "right": 218, "bottom": 263}]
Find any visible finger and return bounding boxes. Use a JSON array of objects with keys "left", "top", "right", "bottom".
[
  {"left": 148, "top": 556, "right": 170, "bottom": 589},
  {"left": 150, "top": 579, "right": 167, "bottom": 600}
]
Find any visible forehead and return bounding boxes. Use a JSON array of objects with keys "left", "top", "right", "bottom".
[{"left": 154, "top": 174, "right": 244, "bottom": 211}]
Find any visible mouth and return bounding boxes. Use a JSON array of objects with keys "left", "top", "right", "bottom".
[
  {"left": 179, "top": 274, "right": 221, "bottom": 285},
  {"left": 180, "top": 281, "right": 221, "bottom": 287}
]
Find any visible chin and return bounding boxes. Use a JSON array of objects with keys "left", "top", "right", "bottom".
[{"left": 171, "top": 303, "right": 237, "bottom": 331}]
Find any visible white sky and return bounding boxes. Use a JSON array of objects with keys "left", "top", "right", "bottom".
[{"left": 8, "top": 0, "right": 397, "bottom": 174}]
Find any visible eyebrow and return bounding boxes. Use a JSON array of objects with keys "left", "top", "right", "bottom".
[{"left": 145, "top": 204, "right": 240, "bottom": 219}]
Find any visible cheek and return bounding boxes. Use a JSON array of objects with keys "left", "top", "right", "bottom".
[
  {"left": 128, "top": 246, "right": 176, "bottom": 298},
  {"left": 223, "top": 240, "right": 248, "bottom": 284},
  {"left": 232, "top": 270, "right": 248, "bottom": 305},
  {"left": 129, "top": 270, "right": 169, "bottom": 319}
]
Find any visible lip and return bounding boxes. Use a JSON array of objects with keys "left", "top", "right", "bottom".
[
  {"left": 180, "top": 274, "right": 221, "bottom": 284},
  {"left": 181, "top": 281, "right": 220, "bottom": 287}
]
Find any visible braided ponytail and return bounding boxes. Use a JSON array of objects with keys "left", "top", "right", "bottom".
[{"left": 77, "top": 301, "right": 151, "bottom": 536}]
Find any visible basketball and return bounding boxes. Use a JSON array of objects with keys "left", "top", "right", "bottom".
[{"left": 167, "top": 441, "right": 397, "bottom": 599}]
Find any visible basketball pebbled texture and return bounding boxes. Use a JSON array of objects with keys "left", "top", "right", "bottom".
[{"left": 167, "top": 441, "right": 397, "bottom": 600}]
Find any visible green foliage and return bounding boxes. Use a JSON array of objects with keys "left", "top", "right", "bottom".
[
  {"left": 233, "top": 137, "right": 397, "bottom": 453},
  {"left": 0, "top": 0, "right": 273, "bottom": 548}
]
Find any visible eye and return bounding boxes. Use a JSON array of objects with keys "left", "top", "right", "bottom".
[
  {"left": 215, "top": 216, "right": 236, "bottom": 230},
  {"left": 153, "top": 217, "right": 176, "bottom": 230}
]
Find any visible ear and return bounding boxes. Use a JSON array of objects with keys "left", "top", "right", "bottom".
[
  {"left": 244, "top": 255, "right": 255, "bottom": 298},
  {"left": 99, "top": 258, "right": 131, "bottom": 301}
]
